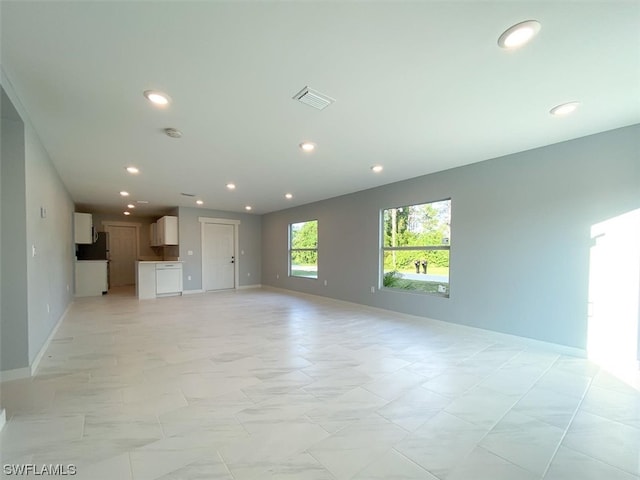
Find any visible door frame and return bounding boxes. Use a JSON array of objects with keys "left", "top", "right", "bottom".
[
  {"left": 199, "top": 217, "right": 240, "bottom": 290},
  {"left": 102, "top": 221, "right": 141, "bottom": 286}
]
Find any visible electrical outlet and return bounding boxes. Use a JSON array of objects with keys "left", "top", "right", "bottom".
[
  {"left": 323, "top": 280, "right": 327, "bottom": 286},
  {"left": 46, "top": 303, "right": 50, "bottom": 313},
  {"left": 370, "top": 286, "right": 375, "bottom": 293},
  {"left": 187, "top": 250, "right": 193, "bottom": 256},
  {"left": 66, "top": 284, "right": 70, "bottom": 292},
  {"left": 187, "top": 275, "right": 192, "bottom": 281},
  {"left": 276, "top": 274, "right": 279, "bottom": 279},
  {"left": 247, "top": 272, "right": 251, "bottom": 277},
  {"left": 32, "top": 245, "right": 36, "bottom": 257}
]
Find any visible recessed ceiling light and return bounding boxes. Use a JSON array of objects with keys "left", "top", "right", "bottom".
[
  {"left": 245, "top": 206, "right": 252, "bottom": 211},
  {"left": 285, "top": 193, "right": 293, "bottom": 199},
  {"left": 498, "top": 20, "right": 541, "bottom": 49},
  {"left": 123, "top": 211, "right": 131, "bottom": 216},
  {"left": 126, "top": 166, "right": 139, "bottom": 174},
  {"left": 143, "top": 90, "right": 171, "bottom": 106},
  {"left": 226, "top": 183, "right": 236, "bottom": 190},
  {"left": 550, "top": 101, "right": 581, "bottom": 116},
  {"left": 300, "top": 142, "right": 316, "bottom": 152},
  {"left": 371, "top": 165, "right": 383, "bottom": 173},
  {"left": 120, "top": 191, "right": 129, "bottom": 197},
  {"left": 127, "top": 204, "right": 135, "bottom": 209},
  {"left": 196, "top": 200, "right": 204, "bottom": 205}
]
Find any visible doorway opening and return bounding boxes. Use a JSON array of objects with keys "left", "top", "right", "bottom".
[{"left": 103, "top": 222, "right": 140, "bottom": 292}]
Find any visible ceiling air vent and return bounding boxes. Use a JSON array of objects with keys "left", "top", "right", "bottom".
[
  {"left": 292, "top": 86, "right": 335, "bottom": 110},
  {"left": 164, "top": 128, "right": 182, "bottom": 138}
]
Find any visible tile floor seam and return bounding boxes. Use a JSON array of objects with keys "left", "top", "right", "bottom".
[
  {"left": 303, "top": 449, "right": 339, "bottom": 480},
  {"left": 539, "top": 359, "right": 594, "bottom": 479},
  {"left": 441, "top": 351, "right": 563, "bottom": 476},
  {"left": 216, "top": 449, "right": 237, "bottom": 480},
  {"left": 127, "top": 452, "right": 134, "bottom": 480},
  {"left": 555, "top": 443, "right": 640, "bottom": 479},
  {"left": 344, "top": 444, "right": 400, "bottom": 480},
  {"left": 389, "top": 446, "right": 441, "bottom": 478},
  {"left": 574, "top": 404, "right": 640, "bottom": 431}
]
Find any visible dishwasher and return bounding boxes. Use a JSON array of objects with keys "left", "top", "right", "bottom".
[{"left": 155, "top": 263, "right": 183, "bottom": 296}]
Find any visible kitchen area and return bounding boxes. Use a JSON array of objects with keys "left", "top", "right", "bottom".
[{"left": 74, "top": 212, "right": 184, "bottom": 299}]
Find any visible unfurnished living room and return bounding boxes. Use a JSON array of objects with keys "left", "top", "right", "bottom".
[{"left": 1, "top": 1, "right": 639, "bottom": 479}]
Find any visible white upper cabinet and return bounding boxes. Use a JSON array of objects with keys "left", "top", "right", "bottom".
[
  {"left": 154, "top": 216, "right": 178, "bottom": 246},
  {"left": 74, "top": 212, "right": 93, "bottom": 244}
]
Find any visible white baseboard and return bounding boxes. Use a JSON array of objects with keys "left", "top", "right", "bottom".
[
  {"left": 30, "top": 303, "right": 71, "bottom": 376},
  {"left": 0, "top": 408, "right": 6, "bottom": 431},
  {"left": 185, "top": 286, "right": 261, "bottom": 294},
  {"left": 0, "top": 366, "right": 31, "bottom": 382}
]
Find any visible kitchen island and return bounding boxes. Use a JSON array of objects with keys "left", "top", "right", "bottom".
[{"left": 136, "top": 261, "right": 183, "bottom": 299}]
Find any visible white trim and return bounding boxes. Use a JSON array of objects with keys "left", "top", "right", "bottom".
[
  {"left": 30, "top": 303, "right": 71, "bottom": 376},
  {"left": 0, "top": 366, "right": 31, "bottom": 382},
  {"left": 200, "top": 218, "right": 240, "bottom": 291},
  {"left": 198, "top": 217, "right": 240, "bottom": 226},
  {"left": 182, "top": 289, "right": 205, "bottom": 295},
  {"left": 238, "top": 284, "right": 262, "bottom": 290},
  {"left": 101, "top": 221, "right": 143, "bottom": 227},
  {"left": 0, "top": 408, "right": 6, "bottom": 431}
]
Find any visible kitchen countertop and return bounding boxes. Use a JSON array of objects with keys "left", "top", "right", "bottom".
[
  {"left": 136, "top": 261, "right": 183, "bottom": 264},
  {"left": 75, "top": 259, "right": 108, "bottom": 263}
]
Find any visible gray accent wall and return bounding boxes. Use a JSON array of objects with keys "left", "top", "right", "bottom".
[
  {"left": 1, "top": 73, "right": 75, "bottom": 372},
  {"left": 24, "top": 120, "right": 75, "bottom": 363},
  {"left": 177, "top": 207, "right": 262, "bottom": 290},
  {"left": 261, "top": 125, "right": 640, "bottom": 350},
  {"left": 1, "top": 86, "right": 29, "bottom": 371}
]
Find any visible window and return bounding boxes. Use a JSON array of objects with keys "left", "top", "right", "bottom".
[
  {"left": 289, "top": 220, "right": 318, "bottom": 279},
  {"left": 381, "top": 199, "right": 451, "bottom": 296}
]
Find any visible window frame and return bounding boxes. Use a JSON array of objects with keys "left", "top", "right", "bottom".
[
  {"left": 380, "top": 198, "right": 451, "bottom": 297},
  {"left": 288, "top": 219, "right": 318, "bottom": 279}
]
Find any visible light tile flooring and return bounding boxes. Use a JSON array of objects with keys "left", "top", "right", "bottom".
[{"left": 1, "top": 288, "right": 639, "bottom": 479}]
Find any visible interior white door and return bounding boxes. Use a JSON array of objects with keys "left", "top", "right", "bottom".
[
  {"left": 106, "top": 225, "right": 137, "bottom": 287},
  {"left": 202, "top": 223, "right": 235, "bottom": 291}
]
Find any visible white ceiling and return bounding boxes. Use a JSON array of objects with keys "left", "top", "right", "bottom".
[{"left": 2, "top": 1, "right": 639, "bottom": 216}]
